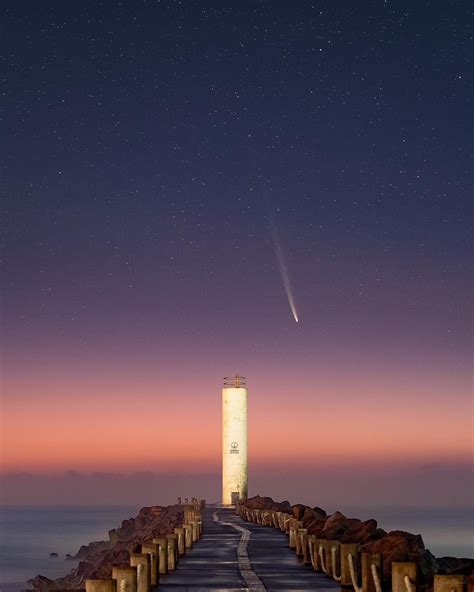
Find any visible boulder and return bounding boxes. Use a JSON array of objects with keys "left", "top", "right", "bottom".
[
  {"left": 312, "top": 506, "right": 327, "bottom": 517},
  {"left": 291, "top": 504, "right": 307, "bottom": 520},
  {"left": 244, "top": 495, "right": 276, "bottom": 510},
  {"left": 321, "top": 511, "right": 350, "bottom": 538},
  {"left": 108, "top": 528, "right": 120, "bottom": 545},
  {"left": 241, "top": 495, "right": 292, "bottom": 514},
  {"left": 28, "top": 576, "right": 55, "bottom": 592},
  {"left": 361, "top": 530, "right": 436, "bottom": 587},
  {"left": 74, "top": 539, "right": 110, "bottom": 560},
  {"left": 274, "top": 500, "right": 292, "bottom": 513},
  {"left": 301, "top": 507, "right": 325, "bottom": 528},
  {"left": 306, "top": 517, "right": 326, "bottom": 536},
  {"left": 436, "top": 556, "right": 474, "bottom": 576},
  {"left": 341, "top": 519, "right": 382, "bottom": 544}
]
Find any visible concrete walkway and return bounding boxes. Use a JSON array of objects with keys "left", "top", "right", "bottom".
[{"left": 157, "top": 507, "right": 339, "bottom": 591}]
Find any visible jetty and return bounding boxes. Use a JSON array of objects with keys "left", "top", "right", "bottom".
[{"left": 82, "top": 498, "right": 469, "bottom": 592}]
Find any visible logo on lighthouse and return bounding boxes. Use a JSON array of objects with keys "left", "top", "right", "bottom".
[{"left": 230, "top": 442, "right": 239, "bottom": 454}]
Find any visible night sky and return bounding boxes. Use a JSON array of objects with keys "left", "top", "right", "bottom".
[{"left": 2, "top": 2, "right": 471, "bottom": 503}]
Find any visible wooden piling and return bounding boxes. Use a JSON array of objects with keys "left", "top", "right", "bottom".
[
  {"left": 361, "top": 552, "right": 382, "bottom": 592},
  {"left": 129, "top": 553, "right": 151, "bottom": 592},
  {"left": 166, "top": 534, "right": 178, "bottom": 570},
  {"left": 175, "top": 527, "right": 186, "bottom": 554},
  {"left": 434, "top": 575, "right": 464, "bottom": 592},
  {"left": 85, "top": 580, "right": 117, "bottom": 592},
  {"left": 340, "top": 543, "right": 359, "bottom": 587},
  {"left": 112, "top": 567, "right": 137, "bottom": 592},
  {"left": 183, "top": 523, "right": 193, "bottom": 549},
  {"left": 392, "top": 562, "right": 417, "bottom": 592},
  {"left": 152, "top": 537, "right": 168, "bottom": 574},
  {"left": 141, "top": 543, "right": 159, "bottom": 586}
]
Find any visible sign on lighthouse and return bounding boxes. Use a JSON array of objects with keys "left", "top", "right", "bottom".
[{"left": 222, "top": 375, "right": 248, "bottom": 505}]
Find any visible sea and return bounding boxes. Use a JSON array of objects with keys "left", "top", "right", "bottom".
[{"left": 0, "top": 505, "right": 472, "bottom": 592}]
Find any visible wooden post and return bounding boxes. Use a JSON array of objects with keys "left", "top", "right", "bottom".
[
  {"left": 340, "top": 543, "right": 358, "bottom": 586},
  {"left": 190, "top": 520, "right": 199, "bottom": 541},
  {"left": 434, "top": 575, "right": 464, "bottom": 592},
  {"left": 152, "top": 538, "right": 168, "bottom": 574},
  {"left": 129, "top": 554, "right": 151, "bottom": 592},
  {"left": 183, "top": 523, "right": 193, "bottom": 549},
  {"left": 112, "top": 567, "right": 137, "bottom": 592},
  {"left": 273, "top": 512, "right": 281, "bottom": 527},
  {"left": 86, "top": 580, "right": 117, "bottom": 592},
  {"left": 330, "top": 540, "right": 341, "bottom": 580},
  {"left": 166, "top": 534, "right": 177, "bottom": 570},
  {"left": 289, "top": 520, "right": 298, "bottom": 548},
  {"left": 296, "top": 528, "right": 306, "bottom": 556},
  {"left": 362, "top": 552, "right": 382, "bottom": 592},
  {"left": 141, "top": 543, "right": 159, "bottom": 586},
  {"left": 300, "top": 529, "right": 310, "bottom": 564},
  {"left": 197, "top": 517, "right": 203, "bottom": 537},
  {"left": 392, "top": 562, "right": 417, "bottom": 592},
  {"left": 321, "top": 539, "right": 333, "bottom": 575},
  {"left": 308, "top": 535, "right": 318, "bottom": 570},
  {"left": 175, "top": 527, "right": 186, "bottom": 555}
]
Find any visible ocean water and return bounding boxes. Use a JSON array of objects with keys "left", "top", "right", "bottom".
[
  {"left": 0, "top": 505, "right": 472, "bottom": 592},
  {"left": 0, "top": 506, "right": 139, "bottom": 592}
]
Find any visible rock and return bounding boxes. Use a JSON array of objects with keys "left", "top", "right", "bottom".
[
  {"left": 341, "top": 518, "right": 382, "bottom": 544},
  {"left": 49, "top": 552, "right": 58, "bottom": 558},
  {"left": 361, "top": 530, "right": 435, "bottom": 587},
  {"left": 274, "top": 500, "right": 292, "bottom": 513},
  {"left": 28, "top": 576, "right": 55, "bottom": 592},
  {"left": 118, "top": 518, "right": 135, "bottom": 539},
  {"left": 306, "top": 517, "right": 326, "bottom": 536},
  {"left": 241, "top": 495, "right": 292, "bottom": 513},
  {"left": 244, "top": 495, "right": 276, "bottom": 510},
  {"left": 436, "top": 556, "right": 474, "bottom": 576},
  {"left": 74, "top": 539, "right": 110, "bottom": 560},
  {"left": 108, "top": 528, "right": 120, "bottom": 545},
  {"left": 312, "top": 506, "right": 327, "bottom": 517},
  {"left": 301, "top": 507, "right": 326, "bottom": 529},
  {"left": 65, "top": 553, "right": 72, "bottom": 559},
  {"left": 291, "top": 504, "right": 307, "bottom": 520},
  {"left": 321, "top": 511, "right": 350, "bottom": 538}
]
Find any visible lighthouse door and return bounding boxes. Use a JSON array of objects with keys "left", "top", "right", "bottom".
[{"left": 231, "top": 491, "right": 240, "bottom": 505}]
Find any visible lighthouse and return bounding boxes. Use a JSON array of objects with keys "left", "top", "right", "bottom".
[{"left": 222, "top": 375, "right": 248, "bottom": 506}]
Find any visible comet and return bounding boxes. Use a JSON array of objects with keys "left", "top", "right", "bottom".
[{"left": 270, "top": 219, "right": 299, "bottom": 323}]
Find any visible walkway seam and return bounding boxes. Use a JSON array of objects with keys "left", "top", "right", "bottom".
[{"left": 213, "top": 511, "right": 266, "bottom": 592}]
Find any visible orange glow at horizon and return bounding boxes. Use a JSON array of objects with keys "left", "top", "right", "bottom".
[{"left": 2, "top": 370, "right": 471, "bottom": 474}]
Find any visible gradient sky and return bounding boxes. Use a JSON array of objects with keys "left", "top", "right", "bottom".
[{"left": 1, "top": 1, "right": 471, "bottom": 505}]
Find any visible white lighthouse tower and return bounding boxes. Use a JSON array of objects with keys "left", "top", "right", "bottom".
[{"left": 222, "top": 375, "right": 248, "bottom": 506}]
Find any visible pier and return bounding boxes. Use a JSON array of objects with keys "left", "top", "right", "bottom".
[{"left": 83, "top": 498, "right": 469, "bottom": 592}]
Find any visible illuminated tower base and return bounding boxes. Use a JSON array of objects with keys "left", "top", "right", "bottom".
[{"left": 222, "top": 375, "right": 248, "bottom": 506}]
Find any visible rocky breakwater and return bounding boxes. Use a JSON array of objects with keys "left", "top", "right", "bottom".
[
  {"left": 28, "top": 504, "right": 183, "bottom": 591},
  {"left": 241, "top": 495, "right": 473, "bottom": 591}
]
